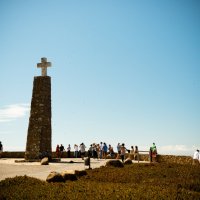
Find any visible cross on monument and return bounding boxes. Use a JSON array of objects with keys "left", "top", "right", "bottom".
[{"left": 37, "top": 57, "right": 51, "bottom": 76}]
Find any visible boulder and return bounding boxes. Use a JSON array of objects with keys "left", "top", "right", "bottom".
[
  {"left": 124, "top": 158, "right": 133, "bottom": 165},
  {"left": 62, "top": 170, "right": 75, "bottom": 174},
  {"left": 46, "top": 171, "right": 64, "bottom": 182},
  {"left": 106, "top": 159, "right": 124, "bottom": 168},
  {"left": 75, "top": 170, "right": 87, "bottom": 177},
  {"left": 41, "top": 157, "right": 49, "bottom": 165},
  {"left": 61, "top": 171, "right": 77, "bottom": 181}
]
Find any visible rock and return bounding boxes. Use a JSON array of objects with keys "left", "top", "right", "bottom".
[
  {"left": 75, "top": 170, "right": 87, "bottom": 177},
  {"left": 46, "top": 171, "right": 64, "bottom": 182},
  {"left": 124, "top": 158, "right": 133, "bottom": 165},
  {"left": 41, "top": 157, "right": 49, "bottom": 165},
  {"left": 61, "top": 171, "right": 77, "bottom": 181},
  {"left": 59, "top": 169, "right": 87, "bottom": 177},
  {"left": 106, "top": 159, "right": 124, "bottom": 168},
  {"left": 63, "top": 170, "right": 75, "bottom": 174}
]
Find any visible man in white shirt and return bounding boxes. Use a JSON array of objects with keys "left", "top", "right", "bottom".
[
  {"left": 80, "top": 143, "right": 86, "bottom": 160},
  {"left": 193, "top": 149, "right": 199, "bottom": 165},
  {"left": 99, "top": 142, "right": 103, "bottom": 159}
]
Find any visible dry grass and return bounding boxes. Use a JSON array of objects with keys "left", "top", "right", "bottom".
[{"left": 0, "top": 163, "right": 200, "bottom": 199}]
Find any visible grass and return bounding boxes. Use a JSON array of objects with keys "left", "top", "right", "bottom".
[{"left": 0, "top": 163, "right": 200, "bottom": 199}]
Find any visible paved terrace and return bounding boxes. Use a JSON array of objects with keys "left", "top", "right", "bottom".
[{"left": 0, "top": 158, "right": 148, "bottom": 181}]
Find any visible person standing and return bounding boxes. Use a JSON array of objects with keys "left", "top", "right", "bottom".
[
  {"left": 99, "top": 142, "right": 103, "bottom": 159},
  {"left": 129, "top": 146, "right": 134, "bottom": 160},
  {"left": 116, "top": 143, "right": 121, "bottom": 159},
  {"left": 67, "top": 144, "right": 71, "bottom": 158},
  {"left": 117, "top": 143, "right": 121, "bottom": 155},
  {"left": 193, "top": 149, "right": 199, "bottom": 165},
  {"left": 120, "top": 143, "right": 126, "bottom": 163},
  {"left": 0, "top": 141, "right": 3, "bottom": 158},
  {"left": 134, "top": 146, "right": 139, "bottom": 162},
  {"left": 151, "top": 143, "right": 157, "bottom": 162},
  {"left": 103, "top": 143, "right": 108, "bottom": 159},
  {"left": 88, "top": 144, "right": 93, "bottom": 157},
  {"left": 56, "top": 144, "right": 60, "bottom": 158},
  {"left": 96, "top": 144, "right": 100, "bottom": 159},
  {"left": 149, "top": 146, "right": 153, "bottom": 162},
  {"left": 59, "top": 144, "right": 65, "bottom": 158},
  {"left": 80, "top": 143, "right": 86, "bottom": 160},
  {"left": 92, "top": 144, "right": 98, "bottom": 159},
  {"left": 74, "top": 144, "right": 78, "bottom": 158},
  {"left": 109, "top": 144, "right": 114, "bottom": 158}
]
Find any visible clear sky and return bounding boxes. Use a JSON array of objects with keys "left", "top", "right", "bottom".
[{"left": 0, "top": 0, "right": 199, "bottom": 155}]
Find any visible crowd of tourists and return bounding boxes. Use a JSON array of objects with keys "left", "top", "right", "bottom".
[{"left": 55, "top": 142, "right": 158, "bottom": 163}]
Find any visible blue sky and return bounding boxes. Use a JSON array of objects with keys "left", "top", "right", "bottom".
[{"left": 0, "top": 0, "right": 199, "bottom": 155}]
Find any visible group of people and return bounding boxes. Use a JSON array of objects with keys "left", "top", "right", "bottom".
[
  {"left": 55, "top": 142, "right": 157, "bottom": 163},
  {"left": 56, "top": 143, "right": 86, "bottom": 159},
  {"left": 0, "top": 140, "right": 157, "bottom": 163},
  {"left": 56, "top": 142, "right": 112, "bottom": 159}
]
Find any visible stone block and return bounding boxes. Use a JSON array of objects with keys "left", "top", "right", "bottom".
[
  {"left": 75, "top": 170, "right": 87, "bottom": 177},
  {"left": 61, "top": 171, "right": 77, "bottom": 181},
  {"left": 41, "top": 157, "right": 49, "bottom": 165},
  {"left": 106, "top": 159, "right": 124, "bottom": 168},
  {"left": 124, "top": 158, "right": 133, "bottom": 165},
  {"left": 46, "top": 171, "right": 64, "bottom": 183}
]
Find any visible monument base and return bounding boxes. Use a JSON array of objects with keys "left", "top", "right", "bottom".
[{"left": 25, "top": 76, "right": 52, "bottom": 160}]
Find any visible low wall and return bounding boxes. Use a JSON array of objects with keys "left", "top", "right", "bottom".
[
  {"left": 129, "top": 153, "right": 193, "bottom": 165},
  {"left": 0, "top": 151, "right": 67, "bottom": 158},
  {"left": 157, "top": 155, "right": 193, "bottom": 165},
  {"left": 1, "top": 152, "right": 25, "bottom": 158},
  {"left": 0, "top": 152, "right": 193, "bottom": 165}
]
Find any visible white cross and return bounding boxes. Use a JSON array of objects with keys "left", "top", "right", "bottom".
[{"left": 37, "top": 57, "right": 51, "bottom": 76}]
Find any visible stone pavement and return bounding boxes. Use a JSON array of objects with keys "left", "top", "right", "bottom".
[
  {"left": 0, "top": 158, "right": 149, "bottom": 182},
  {"left": 0, "top": 158, "right": 106, "bottom": 181}
]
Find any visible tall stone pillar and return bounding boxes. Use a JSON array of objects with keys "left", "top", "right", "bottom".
[{"left": 25, "top": 58, "right": 52, "bottom": 160}]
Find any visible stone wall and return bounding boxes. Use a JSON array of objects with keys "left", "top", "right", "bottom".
[
  {"left": 132, "top": 154, "right": 193, "bottom": 164},
  {"left": 1, "top": 152, "right": 25, "bottom": 158},
  {"left": 156, "top": 154, "right": 193, "bottom": 165},
  {"left": 1, "top": 152, "right": 69, "bottom": 159},
  {"left": 1, "top": 152, "right": 194, "bottom": 165},
  {"left": 129, "top": 153, "right": 193, "bottom": 164},
  {"left": 25, "top": 76, "right": 52, "bottom": 160}
]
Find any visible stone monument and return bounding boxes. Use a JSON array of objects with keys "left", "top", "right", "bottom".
[{"left": 25, "top": 57, "right": 52, "bottom": 160}]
